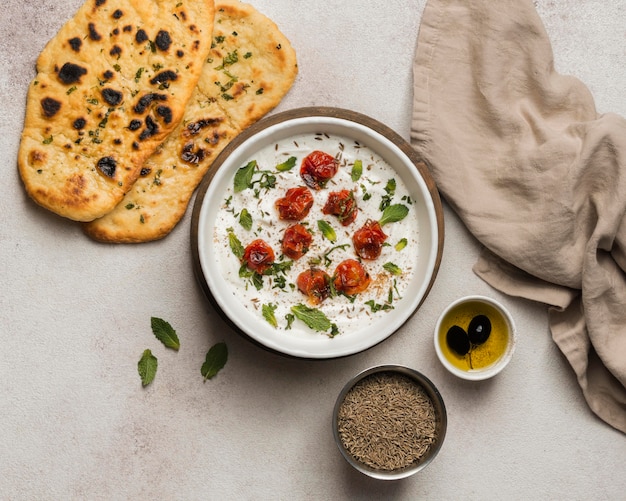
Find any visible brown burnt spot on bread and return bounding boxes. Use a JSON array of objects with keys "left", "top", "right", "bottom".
[
  {"left": 135, "top": 29, "right": 149, "bottom": 44},
  {"left": 180, "top": 141, "right": 205, "bottom": 164},
  {"left": 134, "top": 93, "right": 168, "bottom": 114},
  {"left": 96, "top": 156, "right": 117, "bottom": 178},
  {"left": 155, "top": 30, "right": 172, "bottom": 51},
  {"left": 29, "top": 149, "right": 47, "bottom": 166},
  {"left": 41, "top": 97, "right": 61, "bottom": 118},
  {"left": 68, "top": 37, "right": 82, "bottom": 52},
  {"left": 88, "top": 23, "right": 102, "bottom": 41},
  {"left": 156, "top": 106, "right": 173, "bottom": 124},
  {"left": 95, "top": 0, "right": 106, "bottom": 6},
  {"left": 112, "top": 9, "right": 123, "bottom": 19},
  {"left": 101, "top": 88, "right": 123, "bottom": 106},
  {"left": 139, "top": 116, "right": 159, "bottom": 140},
  {"left": 102, "top": 69, "right": 114, "bottom": 81},
  {"left": 73, "top": 117, "right": 87, "bottom": 130},
  {"left": 184, "top": 117, "right": 223, "bottom": 136},
  {"left": 109, "top": 45, "right": 122, "bottom": 57},
  {"left": 58, "top": 62, "right": 87, "bottom": 84},
  {"left": 150, "top": 70, "right": 178, "bottom": 86}
]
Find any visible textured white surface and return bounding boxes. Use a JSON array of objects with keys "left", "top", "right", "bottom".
[{"left": 1, "top": 0, "right": 625, "bottom": 499}]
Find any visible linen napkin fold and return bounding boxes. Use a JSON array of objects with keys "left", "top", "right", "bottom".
[{"left": 411, "top": 0, "right": 626, "bottom": 433}]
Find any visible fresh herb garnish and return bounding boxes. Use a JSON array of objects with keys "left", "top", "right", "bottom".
[
  {"left": 291, "top": 303, "right": 334, "bottom": 333},
  {"left": 380, "top": 178, "right": 397, "bottom": 211},
  {"left": 201, "top": 342, "right": 228, "bottom": 381},
  {"left": 239, "top": 208, "right": 252, "bottom": 230},
  {"left": 227, "top": 228, "right": 244, "bottom": 259},
  {"left": 138, "top": 349, "right": 157, "bottom": 387},
  {"left": 383, "top": 262, "right": 402, "bottom": 276},
  {"left": 365, "top": 300, "right": 394, "bottom": 313},
  {"left": 379, "top": 204, "right": 409, "bottom": 226},
  {"left": 234, "top": 160, "right": 257, "bottom": 192},
  {"left": 262, "top": 303, "right": 278, "bottom": 327},
  {"left": 317, "top": 220, "right": 337, "bottom": 242},
  {"left": 276, "top": 156, "right": 297, "bottom": 172},
  {"left": 150, "top": 317, "right": 180, "bottom": 351},
  {"left": 351, "top": 159, "right": 363, "bottom": 182},
  {"left": 395, "top": 238, "right": 408, "bottom": 251}
]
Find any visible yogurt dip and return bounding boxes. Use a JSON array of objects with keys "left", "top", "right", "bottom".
[{"left": 212, "top": 131, "right": 420, "bottom": 338}]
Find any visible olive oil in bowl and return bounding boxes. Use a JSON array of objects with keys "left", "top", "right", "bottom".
[{"left": 434, "top": 296, "right": 516, "bottom": 380}]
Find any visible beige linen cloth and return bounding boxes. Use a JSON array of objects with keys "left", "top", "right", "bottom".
[{"left": 412, "top": 0, "right": 626, "bottom": 433}]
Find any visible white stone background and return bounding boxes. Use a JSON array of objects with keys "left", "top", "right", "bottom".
[{"left": 1, "top": 0, "right": 625, "bottom": 499}]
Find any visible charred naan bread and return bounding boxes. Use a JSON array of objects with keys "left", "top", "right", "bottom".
[
  {"left": 82, "top": 0, "right": 298, "bottom": 243},
  {"left": 18, "top": 0, "right": 215, "bottom": 221}
]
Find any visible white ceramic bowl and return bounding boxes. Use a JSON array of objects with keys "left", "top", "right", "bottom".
[
  {"left": 191, "top": 107, "right": 443, "bottom": 359},
  {"left": 434, "top": 295, "right": 516, "bottom": 380}
]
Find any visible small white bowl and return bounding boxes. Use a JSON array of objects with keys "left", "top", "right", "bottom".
[
  {"left": 191, "top": 107, "right": 443, "bottom": 359},
  {"left": 434, "top": 295, "right": 516, "bottom": 380}
]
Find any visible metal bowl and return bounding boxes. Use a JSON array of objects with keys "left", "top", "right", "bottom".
[{"left": 332, "top": 365, "right": 447, "bottom": 480}]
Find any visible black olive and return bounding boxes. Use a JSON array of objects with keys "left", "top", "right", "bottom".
[
  {"left": 446, "top": 325, "right": 470, "bottom": 356},
  {"left": 468, "top": 315, "right": 491, "bottom": 345}
]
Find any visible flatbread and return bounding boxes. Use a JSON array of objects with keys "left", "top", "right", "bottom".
[
  {"left": 18, "top": 0, "right": 216, "bottom": 221},
  {"left": 82, "top": 0, "right": 298, "bottom": 243}
]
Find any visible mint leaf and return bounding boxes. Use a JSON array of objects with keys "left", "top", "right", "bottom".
[
  {"left": 138, "top": 349, "right": 157, "bottom": 387},
  {"left": 317, "top": 220, "right": 337, "bottom": 242},
  {"left": 262, "top": 303, "right": 278, "bottom": 327},
  {"left": 233, "top": 160, "right": 257, "bottom": 192},
  {"left": 395, "top": 238, "right": 408, "bottom": 251},
  {"left": 201, "top": 342, "right": 228, "bottom": 381},
  {"left": 383, "top": 262, "right": 402, "bottom": 276},
  {"left": 227, "top": 228, "right": 244, "bottom": 259},
  {"left": 379, "top": 204, "right": 409, "bottom": 226},
  {"left": 351, "top": 159, "right": 363, "bottom": 182},
  {"left": 276, "top": 156, "right": 297, "bottom": 172},
  {"left": 150, "top": 317, "right": 180, "bottom": 351},
  {"left": 291, "top": 303, "right": 332, "bottom": 332},
  {"left": 239, "top": 208, "right": 252, "bottom": 231}
]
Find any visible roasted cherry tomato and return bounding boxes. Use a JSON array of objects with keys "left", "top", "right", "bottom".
[
  {"left": 242, "top": 239, "right": 275, "bottom": 274},
  {"left": 275, "top": 186, "right": 314, "bottom": 221},
  {"left": 297, "top": 268, "right": 332, "bottom": 305},
  {"left": 300, "top": 150, "right": 339, "bottom": 190},
  {"left": 333, "top": 259, "right": 371, "bottom": 296},
  {"left": 353, "top": 219, "right": 388, "bottom": 260},
  {"left": 282, "top": 223, "right": 313, "bottom": 260},
  {"left": 322, "top": 189, "right": 358, "bottom": 226}
]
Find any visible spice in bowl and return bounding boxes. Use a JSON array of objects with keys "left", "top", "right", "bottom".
[
  {"left": 333, "top": 366, "right": 446, "bottom": 480},
  {"left": 434, "top": 295, "right": 516, "bottom": 380}
]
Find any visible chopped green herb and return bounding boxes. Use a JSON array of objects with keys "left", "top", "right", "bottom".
[
  {"left": 365, "top": 300, "right": 394, "bottom": 313},
  {"left": 379, "top": 204, "right": 409, "bottom": 226},
  {"left": 275, "top": 156, "right": 297, "bottom": 172},
  {"left": 285, "top": 313, "right": 295, "bottom": 330},
  {"left": 201, "top": 342, "right": 228, "bottom": 381},
  {"left": 291, "top": 304, "right": 332, "bottom": 332},
  {"left": 66, "top": 86, "right": 77, "bottom": 95},
  {"left": 395, "top": 238, "right": 408, "bottom": 251},
  {"left": 150, "top": 316, "right": 180, "bottom": 351},
  {"left": 43, "top": 136, "right": 53, "bottom": 145},
  {"left": 138, "top": 349, "right": 157, "bottom": 387},
  {"left": 351, "top": 159, "right": 363, "bottom": 182},
  {"left": 383, "top": 262, "right": 402, "bottom": 276},
  {"left": 234, "top": 160, "right": 257, "bottom": 192},
  {"left": 239, "top": 208, "right": 252, "bottom": 230},
  {"left": 227, "top": 228, "right": 244, "bottom": 259},
  {"left": 262, "top": 303, "right": 278, "bottom": 328},
  {"left": 317, "top": 220, "right": 337, "bottom": 242}
]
